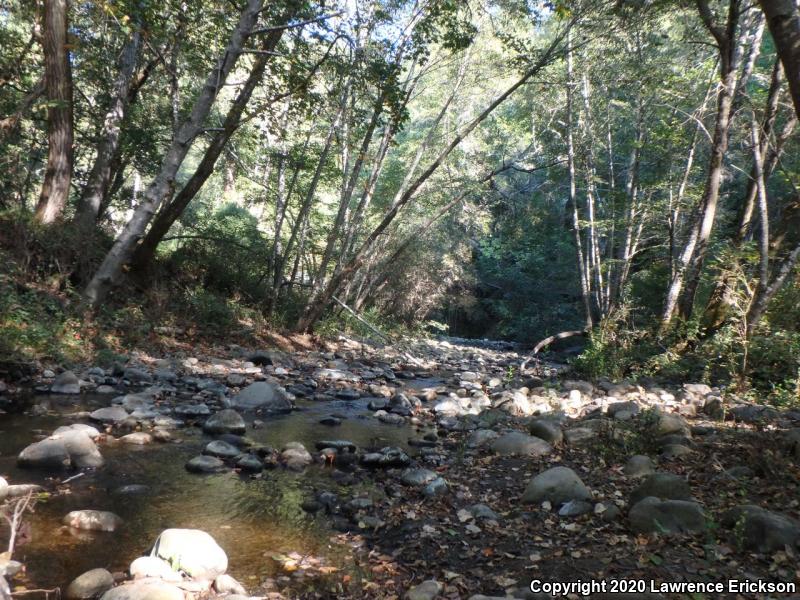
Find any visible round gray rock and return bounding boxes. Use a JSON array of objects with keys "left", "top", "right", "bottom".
[
  {"left": 65, "top": 568, "right": 114, "bottom": 600},
  {"left": 630, "top": 473, "right": 691, "bottom": 505},
  {"left": 490, "top": 432, "right": 552, "bottom": 457},
  {"left": 522, "top": 466, "right": 591, "bottom": 506},
  {"left": 629, "top": 497, "right": 706, "bottom": 534},
  {"left": 203, "top": 409, "right": 246, "bottom": 435}
]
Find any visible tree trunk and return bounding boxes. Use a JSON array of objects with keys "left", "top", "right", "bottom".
[
  {"left": 73, "top": 30, "right": 142, "bottom": 229},
  {"left": 745, "top": 116, "right": 770, "bottom": 337},
  {"left": 130, "top": 24, "right": 284, "bottom": 273},
  {"left": 759, "top": 0, "right": 800, "bottom": 119},
  {"left": 83, "top": 0, "right": 263, "bottom": 308},
  {"left": 35, "top": 0, "right": 73, "bottom": 224},
  {"left": 660, "top": 0, "right": 743, "bottom": 328}
]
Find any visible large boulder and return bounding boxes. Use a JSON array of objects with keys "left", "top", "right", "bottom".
[
  {"left": 51, "top": 371, "right": 81, "bottom": 394},
  {"left": 63, "top": 510, "right": 122, "bottom": 532},
  {"left": 628, "top": 497, "right": 706, "bottom": 534},
  {"left": 203, "top": 409, "right": 246, "bottom": 435},
  {"left": 521, "top": 466, "right": 591, "bottom": 506},
  {"left": 230, "top": 382, "right": 293, "bottom": 411},
  {"left": 490, "top": 432, "right": 552, "bottom": 457},
  {"left": 721, "top": 505, "right": 800, "bottom": 553},
  {"left": 65, "top": 568, "right": 114, "bottom": 600},
  {"left": 100, "top": 581, "right": 183, "bottom": 600},
  {"left": 18, "top": 438, "right": 71, "bottom": 470},
  {"left": 152, "top": 528, "right": 228, "bottom": 580},
  {"left": 129, "top": 557, "right": 181, "bottom": 582},
  {"left": 51, "top": 430, "right": 104, "bottom": 468},
  {"left": 53, "top": 424, "right": 101, "bottom": 439},
  {"left": 630, "top": 473, "right": 691, "bottom": 506}
]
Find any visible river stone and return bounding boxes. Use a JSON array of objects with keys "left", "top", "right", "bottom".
[
  {"left": 129, "top": 557, "right": 181, "bottom": 582},
  {"left": 55, "top": 430, "right": 104, "bottom": 468},
  {"left": 203, "top": 409, "right": 246, "bottom": 435},
  {"left": 406, "top": 580, "right": 443, "bottom": 600},
  {"left": 174, "top": 403, "right": 211, "bottom": 417},
  {"left": 313, "top": 441, "right": 356, "bottom": 455},
  {"left": 563, "top": 427, "right": 597, "bottom": 445},
  {"left": 490, "top": 432, "right": 552, "bottom": 457},
  {"left": 186, "top": 455, "right": 227, "bottom": 473},
  {"left": 721, "top": 505, "right": 800, "bottom": 553},
  {"left": 123, "top": 367, "right": 152, "bottom": 384},
  {"left": 0, "top": 477, "right": 7, "bottom": 502},
  {"left": 121, "top": 433, "right": 153, "bottom": 445},
  {"left": 624, "top": 455, "right": 655, "bottom": 478},
  {"left": 630, "top": 473, "right": 691, "bottom": 505},
  {"left": 361, "top": 447, "right": 411, "bottom": 468},
  {"left": 522, "top": 466, "right": 591, "bottom": 506},
  {"left": 90, "top": 406, "right": 130, "bottom": 423},
  {"left": 401, "top": 468, "right": 439, "bottom": 487},
  {"left": 559, "top": 499, "right": 594, "bottom": 517},
  {"left": 152, "top": 528, "right": 228, "bottom": 580},
  {"left": 51, "top": 370, "right": 81, "bottom": 394},
  {"left": 63, "top": 510, "right": 123, "bottom": 532},
  {"left": 654, "top": 412, "right": 690, "bottom": 436},
  {"left": 204, "top": 440, "right": 241, "bottom": 459},
  {"left": 629, "top": 497, "right": 706, "bottom": 534},
  {"left": 17, "top": 438, "right": 71, "bottom": 470},
  {"left": 236, "top": 454, "right": 263, "bottom": 472},
  {"left": 423, "top": 477, "right": 448, "bottom": 497},
  {"left": 65, "top": 568, "right": 115, "bottom": 600},
  {"left": 54, "top": 424, "right": 101, "bottom": 439},
  {"left": 607, "top": 400, "right": 641, "bottom": 417},
  {"left": 466, "top": 429, "right": 498, "bottom": 448},
  {"left": 100, "top": 580, "right": 184, "bottom": 600},
  {"left": 230, "top": 382, "right": 293, "bottom": 411},
  {"left": 213, "top": 574, "right": 246, "bottom": 596},
  {"left": 281, "top": 442, "right": 312, "bottom": 470},
  {"left": 661, "top": 443, "right": 693, "bottom": 458},
  {"left": 528, "top": 419, "right": 563, "bottom": 444}
]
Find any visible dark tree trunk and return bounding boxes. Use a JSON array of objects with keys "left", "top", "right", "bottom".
[{"left": 35, "top": 0, "right": 73, "bottom": 224}]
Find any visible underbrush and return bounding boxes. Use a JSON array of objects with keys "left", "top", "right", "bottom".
[{"left": 572, "top": 312, "right": 800, "bottom": 409}]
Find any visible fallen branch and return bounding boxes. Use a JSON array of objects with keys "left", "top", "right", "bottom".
[
  {"left": 332, "top": 296, "right": 390, "bottom": 343},
  {"left": 520, "top": 329, "right": 588, "bottom": 371}
]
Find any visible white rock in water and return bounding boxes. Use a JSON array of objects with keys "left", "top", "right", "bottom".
[
  {"left": 63, "top": 510, "right": 122, "bottom": 532},
  {"left": 151, "top": 528, "right": 228, "bottom": 580}
]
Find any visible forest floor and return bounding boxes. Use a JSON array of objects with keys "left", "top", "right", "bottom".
[{"left": 1, "top": 334, "right": 799, "bottom": 600}]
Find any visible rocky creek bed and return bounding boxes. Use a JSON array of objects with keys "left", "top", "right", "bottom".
[{"left": 1, "top": 336, "right": 799, "bottom": 599}]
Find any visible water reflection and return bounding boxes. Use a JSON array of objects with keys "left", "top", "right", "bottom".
[{"left": 0, "top": 394, "right": 414, "bottom": 588}]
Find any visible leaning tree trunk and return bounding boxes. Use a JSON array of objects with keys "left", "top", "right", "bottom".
[
  {"left": 83, "top": 0, "right": 263, "bottom": 308},
  {"left": 759, "top": 0, "right": 800, "bottom": 120},
  {"left": 130, "top": 26, "right": 284, "bottom": 273},
  {"left": 73, "top": 30, "right": 142, "bottom": 229},
  {"left": 35, "top": 0, "right": 73, "bottom": 224},
  {"left": 660, "top": 0, "right": 744, "bottom": 328}
]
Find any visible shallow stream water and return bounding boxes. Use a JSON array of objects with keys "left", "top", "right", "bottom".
[{"left": 0, "top": 391, "right": 429, "bottom": 589}]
